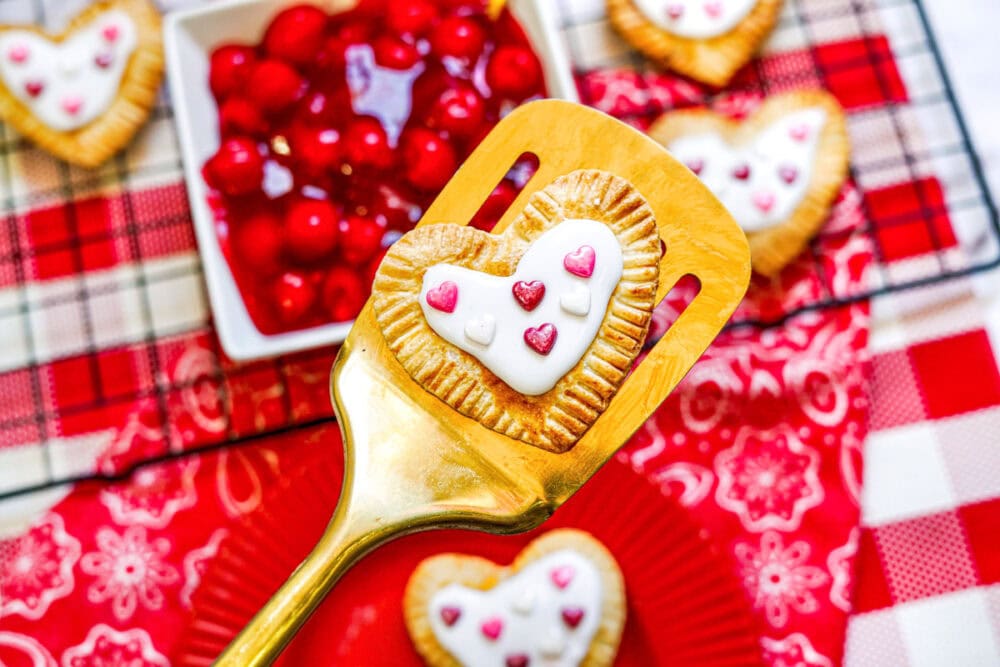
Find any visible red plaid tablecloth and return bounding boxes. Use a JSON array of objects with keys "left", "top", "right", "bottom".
[{"left": 1, "top": 0, "right": 999, "bottom": 665}]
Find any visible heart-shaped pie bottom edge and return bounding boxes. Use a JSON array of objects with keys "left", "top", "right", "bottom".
[
  {"left": 404, "top": 528, "right": 626, "bottom": 667},
  {"left": 373, "top": 169, "right": 662, "bottom": 453},
  {"left": 606, "top": 0, "right": 783, "bottom": 86},
  {"left": 0, "top": 0, "right": 163, "bottom": 168},
  {"left": 648, "top": 89, "right": 850, "bottom": 277}
]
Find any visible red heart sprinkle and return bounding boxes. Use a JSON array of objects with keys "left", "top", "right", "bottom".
[
  {"left": 95, "top": 51, "right": 113, "bottom": 69},
  {"left": 666, "top": 4, "right": 684, "bottom": 19},
  {"left": 524, "top": 323, "right": 557, "bottom": 355},
  {"left": 704, "top": 1, "right": 723, "bottom": 18},
  {"left": 752, "top": 191, "right": 776, "bottom": 213},
  {"left": 789, "top": 124, "right": 810, "bottom": 141},
  {"left": 731, "top": 164, "right": 751, "bottom": 180},
  {"left": 440, "top": 606, "right": 461, "bottom": 626},
  {"left": 685, "top": 158, "right": 704, "bottom": 175},
  {"left": 480, "top": 617, "right": 503, "bottom": 641},
  {"left": 24, "top": 80, "right": 43, "bottom": 97},
  {"left": 778, "top": 165, "right": 798, "bottom": 184},
  {"left": 550, "top": 564, "right": 575, "bottom": 589},
  {"left": 7, "top": 44, "right": 28, "bottom": 63},
  {"left": 506, "top": 654, "right": 530, "bottom": 667},
  {"left": 512, "top": 280, "right": 545, "bottom": 311},
  {"left": 563, "top": 245, "right": 595, "bottom": 278},
  {"left": 102, "top": 25, "right": 120, "bottom": 42},
  {"left": 425, "top": 281, "right": 458, "bottom": 313},
  {"left": 562, "top": 606, "right": 585, "bottom": 628}
]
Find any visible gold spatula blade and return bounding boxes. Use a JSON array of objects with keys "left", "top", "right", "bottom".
[{"left": 216, "top": 99, "right": 750, "bottom": 666}]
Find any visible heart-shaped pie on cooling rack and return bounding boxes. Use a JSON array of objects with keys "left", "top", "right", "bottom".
[
  {"left": 0, "top": 0, "right": 163, "bottom": 167},
  {"left": 372, "top": 170, "right": 661, "bottom": 453},
  {"left": 649, "top": 90, "right": 849, "bottom": 276},
  {"left": 404, "top": 529, "right": 626, "bottom": 667},
  {"left": 607, "top": 0, "right": 783, "bottom": 86}
]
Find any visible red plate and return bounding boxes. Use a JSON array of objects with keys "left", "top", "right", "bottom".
[{"left": 175, "top": 443, "right": 763, "bottom": 666}]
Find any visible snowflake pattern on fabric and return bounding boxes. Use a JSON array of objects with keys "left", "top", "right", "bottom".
[{"left": 0, "top": 514, "right": 80, "bottom": 620}]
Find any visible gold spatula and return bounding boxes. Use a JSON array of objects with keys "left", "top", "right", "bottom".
[{"left": 216, "top": 99, "right": 750, "bottom": 666}]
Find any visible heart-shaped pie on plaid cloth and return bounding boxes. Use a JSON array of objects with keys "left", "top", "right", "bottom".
[
  {"left": 404, "top": 529, "right": 626, "bottom": 667},
  {"left": 607, "top": 0, "right": 783, "bottom": 86},
  {"left": 649, "top": 90, "right": 849, "bottom": 276},
  {"left": 0, "top": 0, "right": 163, "bottom": 167},
  {"left": 372, "top": 170, "right": 661, "bottom": 453}
]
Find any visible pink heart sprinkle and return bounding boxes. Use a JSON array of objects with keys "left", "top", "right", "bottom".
[
  {"left": 550, "top": 564, "right": 575, "bottom": 589},
  {"left": 425, "top": 281, "right": 458, "bottom": 313},
  {"left": 731, "top": 163, "right": 751, "bottom": 181},
  {"left": 95, "top": 51, "right": 114, "bottom": 69},
  {"left": 562, "top": 606, "right": 585, "bottom": 628},
  {"left": 563, "top": 245, "right": 595, "bottom": 278},
  {"left": 686, "top": 158, "right": 704, "bottom": 175},
  {"left": 439, "top": 606, "right": 461, "bottom": 627},
  {"left": 102, "top": 25, "right": 120, "bottom": 42},
  {"left": 666, "top": 4, "right": 684, "bottom": 19},
  {"left": 512, "top": 280, "right": 545, "bottom": 311},
  {"left": 778, "top": 165, "right": 798, "bottom": 184},
  {"left": 24, "top": 80, "right": 43, "bottom": 97},
  {"left": 480, "top": 617, "right": 503, "bottom": 641},
  {"left": 61, "top": 96, "right": 83, "bottom": 116},
  {"left": 506, "top": 655, "right": 530, "bottom": 667},
  {"left": 753, "top": 191, "right": 776, "bottom": 212},
  {"left": 7, "top": 44, "right": 28, "bottom": 64},
  {"left": 524, "top": 323, "right": 557, "bottom": 355},
  {"left": 789, "top": 124, "right": 810, "bottom": 142},
  {"left": 704, "top": 1, "right": 723, "bottom": 18}
]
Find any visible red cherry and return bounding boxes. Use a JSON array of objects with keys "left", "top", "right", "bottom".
[
  {"left": 233, "top": 213, "right": 284, "bottom": 275},
  {"left": 338, "top": 214, "right": 384, "bottom": 265},
  {"left": 386, "top": 0, "right": 438, "bottom": 36},
  {"left": 427, "top": 84, "right": 485, "bottom": 137},
  {"left": 205, "top": 137, "right": 264, "bottom": 196},
  {"left": 285, "top": 199, "right": 339, "bottom": 262},
  {"left": 401, "top": 129, "right": 457, "bottom": 191},
  {"left": 373, "top": 36, "right": 421, "bottom": 70},
  {"left": 247, "top": 59, "right": 304, "bottom": 115},
  {"left": 219, "top": 97, "right": 267, "bottom": 137},
  {"left": 209, "top": 45, "right": 256, "bottom": 100},
  {"left": 471, "top": 179, "right": 517, "bottom": 230},
  {"left": 486, "top": 45, "right": 543, "bottom": 98},
  {"left": 290, "top": 126, "right": 343, "bottom": 174},
  {"left": 322, "top": 266, "right": 367, "bottom": 322},
  {"left": 296, "top": 89, "right": 349, "bottom": 126},
  {"left": 263, "top": 5, "right": 328, "bottom": 67},
  {"left": 273, "top": 271, "right": 317, "bottom": 325},
  {"left": 344, "top": 117, "right": 394, "bottom": 170},
  {"left": 430, "top": 17, "right": 486, "bottom": 60}
]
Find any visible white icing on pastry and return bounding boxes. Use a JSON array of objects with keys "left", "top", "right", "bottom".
[
  {"left": 633, "top": 0, "right": 759, "bottom": 39},
  {"left": 667, "top": 108, "right": 827, "bottom": 233},
  {"left": 420, "top": 220, "right": 624, "bottom": 396},
  {"left": 429, "top": 550, "right": 604, "bottom": 667},
  {"left": 0, "top": 10, "right": 137, "bottom": 132}
]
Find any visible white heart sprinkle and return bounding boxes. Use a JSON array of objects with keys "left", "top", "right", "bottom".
[
  {"left": 560, "top": 285, "right": 591, "bottom": 316},
  {"left": 464, "top": 314, "right": 496, "bottom": 346},
  {"left": 540, "top": 631, "right": 567, "bottom": 658},
  {"left": 511, "top": 589, "right": 535, "bottom": 615}
]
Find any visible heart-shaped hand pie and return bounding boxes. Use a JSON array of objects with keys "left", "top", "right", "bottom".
[
  {"left": 0, "top": 0, "right": 163, "bottom": 167},
  {"left": 372, "top": 170, "right": 661, "bottom": 453},
  {"left": 648, "top": 90, "right": 849, "bottom": 276},
  {"left": 404, "top": 529, "right": 626, "bottom": 667},
  {"left": 607, "top": 0, "right": 783, "bottom": 86}
]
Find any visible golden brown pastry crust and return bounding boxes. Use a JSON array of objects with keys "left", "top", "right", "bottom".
[
  {"left": 404, "top": 528, "right": 626, "bottom": 667},
  {"left": 0, "top": 0, "right": 163, "bottom": 168},
  {"left": 372, "top": 170, "right": 661, "bottom": 453},
  {"left": 607, "top": 0, "right": 783, "bottom": 87},
  {"left": 648, "top": 90, "right": 850, "bottom": 277}
]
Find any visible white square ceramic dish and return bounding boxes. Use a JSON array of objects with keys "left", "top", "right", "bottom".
[{"left": 164, "top": 0, "right": 579, "bottom": 361}]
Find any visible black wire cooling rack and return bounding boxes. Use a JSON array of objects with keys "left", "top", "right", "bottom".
[{"left": 0, "top": 0, "right": 998, "bottom": 500}]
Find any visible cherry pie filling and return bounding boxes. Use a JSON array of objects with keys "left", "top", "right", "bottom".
[{"left": 203, "top": 0, "right": 547, "bottom": 335}]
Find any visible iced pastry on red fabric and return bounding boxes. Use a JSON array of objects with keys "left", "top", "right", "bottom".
[{"left": 404, "top": 528, "right": 626, "bottom": 667}]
